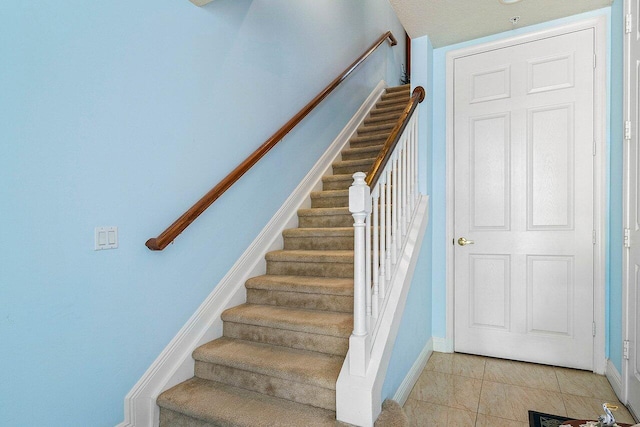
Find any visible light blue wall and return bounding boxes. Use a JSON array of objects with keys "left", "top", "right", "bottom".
[
  {"left": 0, "top": 1, "right": 405, "bottom": 425},
  {"left": 428, "top": 7, "right": 623, "bottom": 370},
  {"left": 382, "top": 35, "right": 434, "bottom": 400}
]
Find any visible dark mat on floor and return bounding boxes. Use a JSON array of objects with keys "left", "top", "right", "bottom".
[{"left": 529, "top": 410, "right": 571, "bottom": 427}]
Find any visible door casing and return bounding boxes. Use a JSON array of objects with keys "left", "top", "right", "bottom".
[{"left": 443, "top": 15, "right": 608, "bottom": 374}]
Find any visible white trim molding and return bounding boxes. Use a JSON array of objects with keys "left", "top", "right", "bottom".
[
  {"left": 432, "top": 337, "right": 452, "bottom": 353},
  {"left": 607, "top": 358, "right": 624, "bottom": 402},
  {"left": 117, "top": 81, "right": 388, "bottom": 427},
  {"left": 445, "top": 15, "right": 608, "bottom": 373},
  {"left": 393, "top": 338, "right": 433, "bottom": 406}
]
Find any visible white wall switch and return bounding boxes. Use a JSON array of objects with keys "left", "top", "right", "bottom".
[{"left": 95, "top": 226, "right": 118, "bottom": 250}]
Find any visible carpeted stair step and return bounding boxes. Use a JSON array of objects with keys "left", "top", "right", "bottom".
[
  {"left": 245, "top": 275, "right": 353, "bottom": 313},
  {"left": 369, "top": 103, "right": 407, "bottom": 117},
  {"left": 192, "top": 337, "right": 342, "bottom": 410},
  {"left": 310, "top": 189, "right": 349, "bottom": 209},
  {"left": 357, "top": 121, "right": 396, "bottom": 135},
  {"left": 297, "top": 207, "right": 352, "bottom": 228},
  {"left": 321, "top": 174, "right": 355, "bottom": 191},
  {"left": 384, "top": 84, "right": 410, "bottom": 94},
  {"left": 376, "top": 97, "right": 408, "bottom": 109},
  {"left": 222, "top": 304, "right": 352, "bottom": 356},
  {"left": 266, "top": 249, "right": 353, "bottom": 278},
  {"left": 364, "top": 112, "right": 402, "bottom": 126},
  {"left": 332, "top": 157, "right": 375, "bottom": 175},
  {"left": 158, "top": 377, "right": 337, "bottom": 427},
  {"left": 283, "top": 227, "right": 353, "bottom": 250},
  {"left": 381, "top": 88, "right": 410, "bottom": 101},
  {"left": 341, "top": 144, "right": 385, "bottom": 161},
  {"left": 349, "top": 132, "right": 390, "bottom": 148}
]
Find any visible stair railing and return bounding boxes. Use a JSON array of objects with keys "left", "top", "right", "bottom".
[
  {"left": 145, "top": 31, "right": 398, "bottom": 251},
  {"left": 348, "top": 86, "right": 425, "bottom": 376}
]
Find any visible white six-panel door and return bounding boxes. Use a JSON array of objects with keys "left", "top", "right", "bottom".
[{"left": 454, "top": 29, "right": 596, "bottom": 369}]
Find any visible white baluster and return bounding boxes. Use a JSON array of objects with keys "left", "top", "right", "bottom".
[
  {"left": 372, "top": 186, "right": 380, "bottom": 319},
  {"left": 365, "top": 206, "right": 372, "bottom": 329},
  {"left": 385, "top": 167, "right": 392, "bottom": 282},
  {"left": 348, "top": 172, "right": 371, "bottom": 376},
  {"left": 391, "top": 153, "right": 398, "bottom": 265},
  {"left": 379, "top": 178, "right": 387, "bottom": 297}
]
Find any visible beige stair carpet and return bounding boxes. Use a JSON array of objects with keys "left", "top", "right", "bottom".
[{"left": 157, "top": 84, "right": 411, "bottom": 427}]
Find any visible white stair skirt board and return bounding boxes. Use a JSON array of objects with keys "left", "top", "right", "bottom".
[
  {"left": 336, "top": 195, "right": 430, "bottom": 427},
  {"left": 607, "top": 359, "right": 624, "bottom": 402},
  {"left": 393, "top": 338, "right": 433, "bottom": 406},
  {"left": 117, "top": 81, "right": 388, "bottom": 427}
]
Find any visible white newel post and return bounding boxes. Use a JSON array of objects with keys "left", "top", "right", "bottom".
[{"left": 349, "top": 172, "right": 371, "bottom": 376}]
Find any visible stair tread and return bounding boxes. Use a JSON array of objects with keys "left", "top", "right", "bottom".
[
  {"left": 297, "top": 207, "right": 350, "bottom": 216},
  {"left": 310, "top": 189, "right": 349, "bottom": 198},
  {"left": 222, "top": 303, "right": 352, "bottom": 337},
  {"left": 333, "top": 158, "right": 375, "bottom": 167},
  {"left": 266, "top": 249, "right": 353, "bottom": 263},
  {"left": 158, "top": 377, "right": 336, "bottom": 427},
  {"left": 246, "top": 275, "right": 353, "bottom": 295},
  {"left": 193, "top": 337, "right": 343, "bottom": 389},
  {"left": 322, "top": 174, "right": 354, "bottom": 182},
  {"left": 342, "top": 144, "right": 385, "bottom": 155},
  {"left": 283, "top": 227, "right": 352, "bottom": 237}
]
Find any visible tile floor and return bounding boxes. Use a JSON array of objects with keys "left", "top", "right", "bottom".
[{"left": 403, "top": 352, "right": 637, "bottom": 426}]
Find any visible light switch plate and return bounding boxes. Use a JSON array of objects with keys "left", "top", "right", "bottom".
[{"left": 95, "top": 226, "right": 118, "bottom": 250}]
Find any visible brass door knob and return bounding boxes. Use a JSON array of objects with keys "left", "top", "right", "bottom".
[{"left": 458, "top": 237, "right": 475, "bottom": 246}]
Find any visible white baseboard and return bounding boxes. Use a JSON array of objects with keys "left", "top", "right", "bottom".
[
  {"left": 393, "top": 338, "right": 433, "bottom": 406},
  {"left": 117, "top": 81, "right": 388, "bottom": 427},
  {"left": 433, "top": 337, "right": 453, "bottom": 353},
  {"left": 607, "top": 358, "right": 624, "bottom": 402}
]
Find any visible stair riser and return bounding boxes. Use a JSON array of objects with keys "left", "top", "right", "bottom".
[
  {"left": 246, "top": 288, "right": 353, "bottom": 313},
  {"left": 341, "top": 148, "right": 384, "bottom": 161},
  {"left": 310, "top": 195, "right": 349, "bottom": 209},
  {"left": 376, "top": 99, "right": 407, "bottom": 108},
  {"left": 364, "top": 115, "right": 398, "bottom": 126},
  {"left": 381, "top": 92, "right": 409, "bottom": 101},
  {"left": 349, "top": 136, "right": 389, "bottom": 148},
  {"left": 223, "top": 322, "right": 348, "bottom": 356},
  {"left": 194, "top": 362, "right": 336, "bottom": 411},
  {"left": 333, "top": 163, "right": 373, "bottom": 176},
  {"left": 298, "top": 214, "right": 353, "bottom": 228},
  {"left": 267, "top": 260, "right": 353, "bottom": 278},
  {"left": 321, "top": 178, "right": 353, "bottom": 191},
  {"left": 160, "top": 408, "right": 212, "bottom": 427},
  {"left": 370, "top": 105, "right": 406, "bottom": 116},
  {"left": 357, "top": 123, "right": 395, "bottom": 135},
  {"left": 284, "top": 235, "right": 353, "bottom": 250}
]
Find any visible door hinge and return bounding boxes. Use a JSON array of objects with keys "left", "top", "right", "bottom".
[
  {"left": 625, "top": 228, "right": 631, "bottom": 248},
  {"left": 593, "top": 230, "right": 596, "bottom": 245},
  {"left": 625, "top": 120, "right": 632, "bottom": 140},
  {"left": 593, "top": 54, "right": 597, "bottom": 69},
  {"left": 592, "top": 322, "right": 597, "bottom": 337},
  {"left": 624, "top": 340, "right": 631, "bottom": 360},
  {"left": 593, "top": 140, "right": 597, "bottom": 156},
  {"left": 627, "top": 13, "right": 633, "bottom": 34}
]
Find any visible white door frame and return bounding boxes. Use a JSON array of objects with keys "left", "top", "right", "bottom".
[{"left": 444, "top": 15, "right": 608, "bottom": 374}]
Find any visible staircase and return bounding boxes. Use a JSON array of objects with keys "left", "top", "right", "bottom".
[{"left": 156, "top": 84, "right": 411, "bottom": 427}]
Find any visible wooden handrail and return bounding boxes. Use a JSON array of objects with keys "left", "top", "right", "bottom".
[
  {"left": 365, "top": 86, "right": 425, "bottom": 188},
  {"left": 146, "top": 31, "right": 398, "bottom": 250}
]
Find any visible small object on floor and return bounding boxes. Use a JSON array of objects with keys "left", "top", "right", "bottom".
[
  {"left": 599, "top": 403, "right": 618, "bottom": 427},
  {"left": 529, "top": 410, "right": 571, "bottom": 427}
]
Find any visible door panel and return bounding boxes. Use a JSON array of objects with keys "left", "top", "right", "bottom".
[{"left": 454, "top": 29, "right": 595, "bottom": 369}]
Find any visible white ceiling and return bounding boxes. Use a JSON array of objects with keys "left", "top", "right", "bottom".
[{"left": 388, "top": 0, "right": 612, "bottom": 47}]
